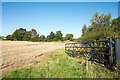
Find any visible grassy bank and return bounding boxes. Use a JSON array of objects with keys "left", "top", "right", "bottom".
[{"left": 3, "top": 49, "right": 118, "bottom": 78}]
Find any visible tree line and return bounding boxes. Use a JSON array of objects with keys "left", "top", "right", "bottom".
[
  {"left": 6, "top": 12, "right": 120, "bottom": 42},
  {"left": 6, "top": 28, "right": 74, "bottom": 42},
  {"left": 79, "top": 12, "right": 120, "bottom": 42}
]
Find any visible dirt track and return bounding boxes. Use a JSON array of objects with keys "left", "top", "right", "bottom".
[{"left": 1, "top": 41, "right": 65, "bottom": 74}]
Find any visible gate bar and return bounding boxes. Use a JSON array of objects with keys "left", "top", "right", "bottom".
[
  {"left": 110, "top": 40, "right": 113, "bottom": 64},
  {"left": 65, "top": 40, "right": 110, "bottom": 44}
]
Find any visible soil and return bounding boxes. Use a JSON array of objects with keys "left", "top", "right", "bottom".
[{"left": 1, "top": 41, "right": 65, "bottom": 74}]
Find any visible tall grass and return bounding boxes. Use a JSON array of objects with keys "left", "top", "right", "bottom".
[{"left": 3, "top": 49, "right": 118, "bottom": 78}]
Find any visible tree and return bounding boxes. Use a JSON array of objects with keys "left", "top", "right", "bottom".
[
  {"left": 31, "top": 29, "right": 38, "bottom": 38},
  {"left": 6, "top": 35, "right": 13, "bottom": 40},
  {"left": 82, "top": 24, "right": 87, "bottom": 36},
  {"left": 39, "top": 35, "right": 45, "bottom": 42},
  {"left": 55, "top": 30, "right": 63, "bottom": 40},
  {"left": 80, "top": 12, "right": 113, "bottom": 42},
  {"left": 45, "top": 35, "right": 50, "bottom": 42},
  {"left": 23, "top": 31, "right": 32, "bottom": 41},
  {"left": 89, "top": 12, "right": 112, "bottom": 40},
  {"left": 12, "top": 28, "right": 26, "bottom": 41},
  {"left": 49, "top": 31, "right": 55, "bottom": 39},
  {"left": 112, "top": 17, "right": 120, "bottom": 38},
  {"left": 40, "top": 35, "right": 45, "bottom": 39},
  {"left": 46, "top": 35, "right": 50, "bottom": 39},
  {"left": 61, "top": 37, "right": 65, "bottom": 41},
  {"left": 65, "top": 34, "right": 73, "bottom": 41}
]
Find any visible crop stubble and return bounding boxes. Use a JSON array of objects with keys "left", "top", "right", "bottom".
[{"left": 1, "top": 41, "right": 64, "bottom": 74}]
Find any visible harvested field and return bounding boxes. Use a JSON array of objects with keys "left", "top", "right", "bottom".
[{"left": 1, "top": 41, "right": 65, "bottom": 74}]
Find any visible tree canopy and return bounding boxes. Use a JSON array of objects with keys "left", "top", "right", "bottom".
[
  {"left": 80, "top": 12, "right": 120, "bottom": 42},
  {"left": 65, "top": 34, "right": 73, "bottom": 41},
  {"left": 40, "top": 35, "right": 45, "bottom": 39},
  {"left": 55, "top": 30, "right": 63, "bottom": 40},
  {"left": 49, "top": 31, "right": 55, "bottom": 39},
  {"left": 31, "top": 29, "right": 39, "bottom": 38},
  {"left": 12, "top": 28, "right": 26, "bottom": 41},
  {"left": 6, "top": 28, "right": 69, "bottom": 42}
]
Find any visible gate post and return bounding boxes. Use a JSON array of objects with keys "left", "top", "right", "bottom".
[
  {"left": 65, "top": 44, "right": 66, "bottom": 53},
  {"left": 115, "top": 39, "right": 120, "bottom": 64}
]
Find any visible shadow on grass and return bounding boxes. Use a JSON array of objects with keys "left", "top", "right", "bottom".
[{"left": 66, "top": 53, "right": 116, "bottom": 71}]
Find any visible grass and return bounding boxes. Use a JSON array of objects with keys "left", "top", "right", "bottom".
[{"left": 3, "top": 49, "right": 119, "bottom": 78}]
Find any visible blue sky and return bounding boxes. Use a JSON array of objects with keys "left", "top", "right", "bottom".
[
  {"left": 1, "top": 0, "right": 120, "bottom": 2},
  {"left": 2, "top": 2, "right": 118, "bottom": 38}
]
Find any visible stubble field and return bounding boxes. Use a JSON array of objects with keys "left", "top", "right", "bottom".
[{"left": 1, "top": 41, "right": 64, "bottom": 74}]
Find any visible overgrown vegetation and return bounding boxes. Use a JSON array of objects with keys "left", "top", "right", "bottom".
[
  {"left": 3, "top": 49, "right": 119, "bottom": 78},
  {"left": 77, "top": 12, "right": 120, "bottom": 69},
  {"left": 79, "top": 12, "right": 120, "bottom": 42}
]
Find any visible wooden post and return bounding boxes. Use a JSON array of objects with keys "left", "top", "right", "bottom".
[{"left": 115, "top": 39, "right": 120, "bottom": 64}]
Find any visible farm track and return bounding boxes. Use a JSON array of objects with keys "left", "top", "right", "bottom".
[{"left": 1, "top": 41, "right": 65, "bottom": 74}]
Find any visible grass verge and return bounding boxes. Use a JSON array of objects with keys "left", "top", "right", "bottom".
[{"left": 3, "top": 49, "right": 118, "bottom": 78}]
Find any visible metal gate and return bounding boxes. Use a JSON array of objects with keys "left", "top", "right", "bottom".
[{"left": 65, "top": 40, "right": 113, "bottom": 65}]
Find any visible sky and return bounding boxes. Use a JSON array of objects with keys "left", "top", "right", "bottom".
[
  {"left": 2, "top": 2, "right": 119, "bottom": 38},
  {"left": 1, "top": 0, "right": 120, "bottom": 2}
]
